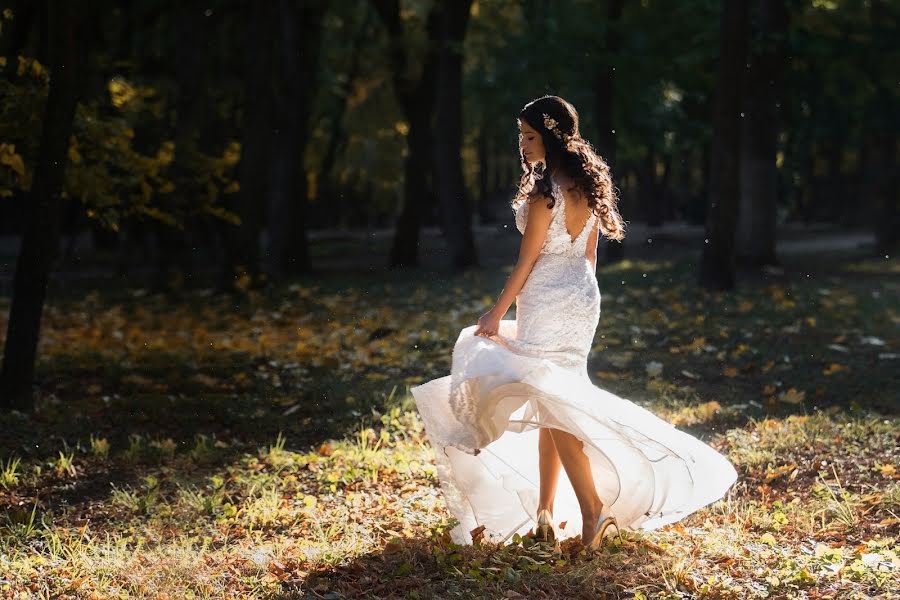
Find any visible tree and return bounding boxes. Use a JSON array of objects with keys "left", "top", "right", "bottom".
[
  {"left": 596, "top": 0, "right": 626, "bottom": 265},
  {"left": 699, "top": 0, "right": 749, "bottom": 291},
  {"left": 266, "top": 0, "right": 325, "bottom": 279},
  {"left": 315, "top": 6, "right": 373, "bottom": 229},
  {"left": 1, "top": 1, "right": 92, "bottom": 410},
  {"left": 155, "top": 1, "right": 210, "bottom": 292},
  {"left": 222, "top": 0, "right": 275, "bottom": 290},
  {"left": 736, "top": 0, "right": 788, "bottom": 267},
  {"left": 862, "top": 0, "right": 899, "bottom": 255},
  {"left": 432, "top": 0, "right": 477, "bottom": 270},
  {"left": 371, "top": 0, "right": 440, "bottom": 268}
]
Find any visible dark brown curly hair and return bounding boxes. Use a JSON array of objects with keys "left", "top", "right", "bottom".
[{"left": 512, "top": 95, "right": 625, "bottom": 242}]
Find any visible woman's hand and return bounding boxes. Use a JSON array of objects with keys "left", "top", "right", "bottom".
[{"left": 474, "top": 308, "right": 502, "bottom": 338}]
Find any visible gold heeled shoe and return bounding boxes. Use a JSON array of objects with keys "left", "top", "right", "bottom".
[
  {"left": 535, "top": 509, "right": 556, "bottom": 544},
  {"left": 588, "top": 509, "right": 622, "bottom": 550}
]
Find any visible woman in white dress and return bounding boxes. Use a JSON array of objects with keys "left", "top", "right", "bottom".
[{"left": 411, "top": 95, "right": 737, "bottom": 549}]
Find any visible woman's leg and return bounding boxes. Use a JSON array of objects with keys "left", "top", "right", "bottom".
[
  {"left": 538, "top": 427, "right": 562, "bottom": 514},
  {"left": 547, "top": 428, "right": 603, "bottom": 542}
]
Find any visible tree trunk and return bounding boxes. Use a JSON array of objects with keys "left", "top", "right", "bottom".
[
  {"left": 736, "top": 0, "right": 788, "bottom": 267},
  {"left": 267, "top": 0, "right": 323, "bottom": 279},
  {"left": 863, "top": 0, "right": 899, "bottom": 255},
  {"left": 476, "top": 126, "right": 495, "bottom": 224},
  {"left": 432, "top": 0, "right": 477, "bottom": 271},
  {"left": 222, "top": 0, "right": 274, "bottom": 290},
  {"left": 372, "top": 0, "right": 440, "bottom": 268},
  {"left": 390, "top": 101, "right": 434, "bottom": 266},
  {"left": 699, "top": 0, "right": 749, "bottom": 291},
  {"left": 317, "top": 8, "right": 371, "bottom": 229},
  {"left": 0, "top": 1, "right": 87, "bottom": 411},
  {"left": 154, "top": 1, "right": 206, "bottom": 292},
  {"left": 596, "top": 0, "right": 625, "bottom": 264},
  {"left": 641, "top": 148, "right": 668, "bottom": 228}
]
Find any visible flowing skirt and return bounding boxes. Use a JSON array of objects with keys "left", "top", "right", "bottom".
[{"left": 411, "top": 319, "right": 738, "bottom": 545}]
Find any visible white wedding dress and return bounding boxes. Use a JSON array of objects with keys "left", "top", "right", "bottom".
[{"left": 411, "top": 179, "right": 738, "bottom": 545}]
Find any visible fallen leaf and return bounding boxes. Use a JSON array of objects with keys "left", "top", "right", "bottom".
[
  {"left": 822, "top": 363, "right": 848, "bottom": 376},
  {"left": 778, "top": 388, "right": 805, "bottom": 404},
  {"left": 470, "top": 524, "right": 486, "bottom": 544},
  {"left": 877, "top": 464, "right": 896, "bottom": 477}
]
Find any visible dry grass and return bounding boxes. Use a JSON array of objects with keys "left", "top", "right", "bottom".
[{"left": 0, "top": 255, "right": 897, "bottom": 598}]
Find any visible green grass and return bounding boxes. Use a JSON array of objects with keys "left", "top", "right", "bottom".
[{"left": 0, "top": 254, "right": 897, "bottom": 598}]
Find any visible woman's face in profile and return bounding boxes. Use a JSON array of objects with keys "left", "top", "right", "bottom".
[{"left": 518, "top": 119, "right": 545, "bottom": 166}]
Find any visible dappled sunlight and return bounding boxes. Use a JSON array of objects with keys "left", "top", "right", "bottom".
[
  {"left": 1, "top": 382, "right": 897, "bottom": 597},
  {"left": 0, "top": 256, "right": 896, "bottom": 596}
]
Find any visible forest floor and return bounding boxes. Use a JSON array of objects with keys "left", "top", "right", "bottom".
[{"left": 0, "top": 240, "right": 897, "bottom": 598}]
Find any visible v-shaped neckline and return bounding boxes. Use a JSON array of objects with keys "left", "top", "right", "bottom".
[{"left": 553, "top": 180, "right": 593, "bottom": 244}]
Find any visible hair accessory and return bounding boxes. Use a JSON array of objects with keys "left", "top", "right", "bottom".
[{"left": 542, "top": 112, "right": 570, "bottom": 143}]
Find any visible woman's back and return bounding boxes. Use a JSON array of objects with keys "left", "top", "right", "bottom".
[{"left": 515, "top": 180, "right": 597, "bottom": 259}]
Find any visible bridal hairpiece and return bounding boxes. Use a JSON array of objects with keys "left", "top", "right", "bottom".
[{"left": 542, "top": 112, "right": 571, "bottom": 143}]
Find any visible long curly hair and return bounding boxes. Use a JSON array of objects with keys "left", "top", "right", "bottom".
[{"left": 512, "top": 95, "right": 625, "bottom": 242}]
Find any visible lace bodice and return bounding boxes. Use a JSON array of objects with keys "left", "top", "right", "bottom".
[{"left": 514, "top": 179, "right": 598, "bottom": 258}]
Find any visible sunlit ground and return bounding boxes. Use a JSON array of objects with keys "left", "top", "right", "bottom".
[{"left": 0, "top": 254, "right": 897, "bottom": 598}]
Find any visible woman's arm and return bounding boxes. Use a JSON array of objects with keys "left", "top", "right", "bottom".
[
  {"left": 492, "top": 198, "right": 554, "bottom": 315},
  {"left": 585, "top": 217, "right": 601, "bottom": 272}
]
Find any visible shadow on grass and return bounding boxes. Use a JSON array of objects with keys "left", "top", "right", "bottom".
[{"left": 271, "top": 535, "right": 650, "bottom": 600}]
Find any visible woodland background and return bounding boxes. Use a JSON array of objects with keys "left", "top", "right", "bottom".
[{"left": 0, "top": 1, "right": 897, "bottom": 598}]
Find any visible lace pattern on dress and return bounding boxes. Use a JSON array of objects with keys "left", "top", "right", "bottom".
[{"left": 513, "top": 179, "right": 598, "bottom": 258}]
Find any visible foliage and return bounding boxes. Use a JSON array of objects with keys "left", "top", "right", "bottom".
[{"left": 0, "top": 58, "right": 241, "bottom": 231}]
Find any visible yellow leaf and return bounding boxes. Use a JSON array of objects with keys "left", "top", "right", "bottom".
[
  {"left": 760, "top": 532, "right": 777, "bottom": 545},
  {"left": 594, "top": 370, "right": 619, "bottom": 380},
  {"left": 108, "top": 77, "right": 137, "bottom": 108},
  {"left": 778, "top": 388, "right": 805, "bottom": 404},
  {"left": 223, "top": 141, "right": 241, "bottom": 165},
  {"left": 878, "top": 463, "right": 897, "bottom": 477},
  {"left": 0, "top": 145, "right": 26, "bottom": 177},
  {"left": 68, "top": 144, "right": 81, "bottom": 164},
  {"left": 156, "top": 141, "right": 175, "bottom": 165},
  {"left": 823, "top": 363, "right": 847, "bottom": 375}
]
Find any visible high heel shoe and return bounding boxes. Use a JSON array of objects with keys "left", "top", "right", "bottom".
[
  {"left": 587, "top": 507, "right": 622, "bottom": 550},
  {"left": 535, "top": 509, "right": 556, "bottom": 544}
]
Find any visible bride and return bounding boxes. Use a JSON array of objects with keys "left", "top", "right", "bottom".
[{"left": 411, "top": 95, "right": 737, "bottom": 549}]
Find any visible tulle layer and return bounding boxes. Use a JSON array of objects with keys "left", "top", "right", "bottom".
[{"left": 411, "top": 320, "right": 738, "bottom": 545}]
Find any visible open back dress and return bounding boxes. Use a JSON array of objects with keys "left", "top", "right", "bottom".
[{"left": 411, "top": 178, "right": 738, "bottom": 544}]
